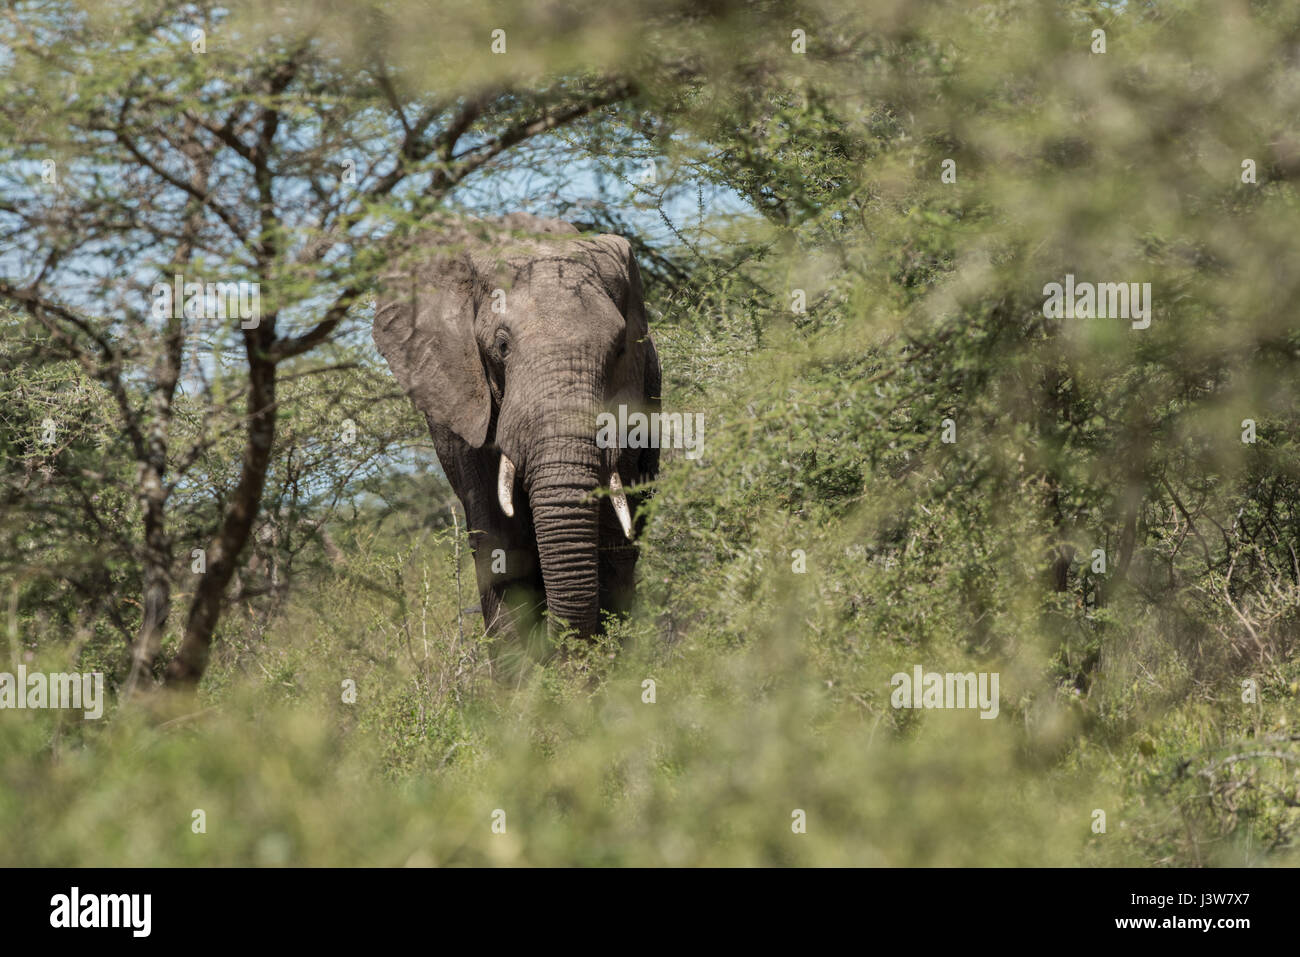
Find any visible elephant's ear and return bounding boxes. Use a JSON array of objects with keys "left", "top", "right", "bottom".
[
  {"left": 374, "top": 253, "right": 491, "bottom": 448},
  {"left": 589, "top": 234, "right": 649, "bottom": 339}
]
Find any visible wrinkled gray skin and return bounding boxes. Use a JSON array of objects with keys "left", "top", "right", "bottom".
[{"left": 374, "top": 213, "right": 660, "bottom": 641}]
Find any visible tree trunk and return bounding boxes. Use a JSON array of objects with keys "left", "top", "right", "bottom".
[
  {"left": 164, "top": 342, "right": 277, "bottom": 686},
  {"left": 124, "top": 467, "right": 172, "bottom": 694}
]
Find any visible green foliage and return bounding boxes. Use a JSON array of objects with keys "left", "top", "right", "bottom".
[{"left": 3, "top": 0, "right": 1300, "bottom": 865}]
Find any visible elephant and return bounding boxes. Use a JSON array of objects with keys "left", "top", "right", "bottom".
[{"left": 373, "top": 213, "right": 660, "bottom": 646}]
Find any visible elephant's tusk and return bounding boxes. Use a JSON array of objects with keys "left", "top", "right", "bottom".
[
  {"left": 498, "top": 455, "right": 516, "bottom": 517},
  {"left": 608, "top": 470, "right": 634, "bottom": 540}
]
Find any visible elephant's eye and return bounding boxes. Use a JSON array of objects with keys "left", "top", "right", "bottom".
[{"left": 494, "top": 329, "right": 510, "bottom": 358}]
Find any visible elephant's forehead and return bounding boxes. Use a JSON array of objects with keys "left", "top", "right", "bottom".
[{"left": 472, "top": 245, "right": 619, "bottom": 300}]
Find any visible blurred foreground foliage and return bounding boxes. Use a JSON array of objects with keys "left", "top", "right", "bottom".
[{"left": 3, "top": 0, "right": 1300, "bottom": 865}]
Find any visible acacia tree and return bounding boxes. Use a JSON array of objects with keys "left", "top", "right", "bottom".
[
  {"left": 0, "top": 2, "right": 646, "bottom": 687},
  {"left": 0, "top": 0, "right": 892, "bottom": 690}
]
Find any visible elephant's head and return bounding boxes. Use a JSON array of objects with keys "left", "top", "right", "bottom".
[{"left": 373, "top": 213, "right": 655, "bottom": 636}]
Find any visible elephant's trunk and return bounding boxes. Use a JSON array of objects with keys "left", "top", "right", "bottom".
[
  {"left": 526, "top": 449, "right": 602, "bottom": 637},
  {"left": 505, "top": 347, "right": 610, "bottom": 639}
]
